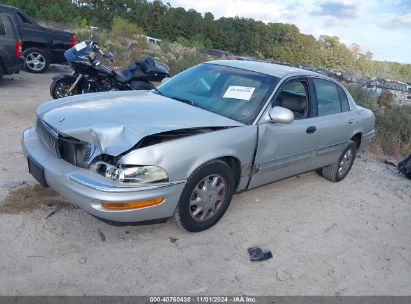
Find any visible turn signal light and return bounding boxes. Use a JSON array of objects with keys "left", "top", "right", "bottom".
[{"left": 101, "top": 197, "right": 164, "bottom": 210}]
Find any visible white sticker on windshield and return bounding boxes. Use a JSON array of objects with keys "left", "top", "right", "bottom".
[
  {"left": 223, "top": 86, "right": 255, "bottom": 101},
  {"left": 74, "top": 41, "right": 87, "bottom": 51}
]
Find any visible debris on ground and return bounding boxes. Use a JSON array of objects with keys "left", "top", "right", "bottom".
[
  {"left": 169, "top": 237, "right": 178, "bottom": 243},
  {"left": 45, "top": 210, "right": 56, "bottom": 219},
  {"left": 97, "top": 228, "right": 106, "bottom": 242},
  {"left": 248, "top": 247, "right": 273, "bottom": 262}
]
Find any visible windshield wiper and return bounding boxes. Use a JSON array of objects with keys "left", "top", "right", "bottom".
[{"left": 170, "top": 96, "right": 205, "bottom": 110}]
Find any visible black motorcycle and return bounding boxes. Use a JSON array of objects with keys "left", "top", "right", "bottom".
[{"left": 50, "top": 40, "right": 169, "bottom": 99}]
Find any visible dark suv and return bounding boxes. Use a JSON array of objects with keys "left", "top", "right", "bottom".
[
  {"left": 0, "top": 4, "right": 76, "bottom": 73},
  {"left": 0, "top": 13, "right": 23, "bottom": 81}
]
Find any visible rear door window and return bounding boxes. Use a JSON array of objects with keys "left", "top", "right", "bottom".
[
  {"left": 0, "top": 17, "right": 6, "bottom": 35},
  {"left": 313, "top": 79, "right": 346, "bottom": 116}
]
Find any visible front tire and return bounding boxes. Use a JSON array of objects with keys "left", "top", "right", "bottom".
[
  {"left": 174, "top": 160, "right": 235, "bottom": 232},
  {"left": 23, "top": 48, "right": 50, "bottom": 73},
  {"left": 50, "top": 78, "right": 77, "bottom": 99},
  {"left": 320, "top": 140, "right": 357, "bottom": 182}
]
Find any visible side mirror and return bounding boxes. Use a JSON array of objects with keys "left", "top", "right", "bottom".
[
  {"left": 268, "top": 106, "right": 294, "bottom": 124},
  {"left": 161, "top": 77, "right": 170, "bottom": 85}
]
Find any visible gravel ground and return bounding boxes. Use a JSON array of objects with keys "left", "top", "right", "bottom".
[{"left": 0, "top": 68, "right": 410, "bottom": 295}]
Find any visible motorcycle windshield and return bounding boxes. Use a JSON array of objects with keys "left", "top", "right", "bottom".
[{"left": 64, "top": 41, "right": 93, "bottom": 63}]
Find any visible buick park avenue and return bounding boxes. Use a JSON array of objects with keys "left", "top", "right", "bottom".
[{"left": 22, "top": 60, "right": 375, "bottom": 232}]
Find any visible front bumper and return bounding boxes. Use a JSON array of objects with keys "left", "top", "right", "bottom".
[{"left": 21, "top": 127, "right": 186, "bottom": 222}]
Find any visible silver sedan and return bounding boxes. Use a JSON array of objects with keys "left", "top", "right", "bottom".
[{"left": 22, "top": 60, "right": 375, "bottom": 232}]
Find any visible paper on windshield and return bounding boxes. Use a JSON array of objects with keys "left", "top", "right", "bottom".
[
  {"left": 74, "top": 41, "right": 88, "bottom": 51},
  {"left": 223, "top": 86, "right": 255, "bottom": 101}
]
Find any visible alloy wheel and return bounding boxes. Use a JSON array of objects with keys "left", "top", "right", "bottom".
[
  {"left": 338, "top": 148, "right": 354, "bottom": 178},
  {"left": 189, "top": 174, "right": 227, "bottom": 222},
  {"left": 26, "top": 52, "right": 46, "bottom": 72}
]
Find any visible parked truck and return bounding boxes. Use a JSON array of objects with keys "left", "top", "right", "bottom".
[
  {"left": 0, "top": 13, "right": 23, "bottom": 81},
  {"left": 0, "top": 4, "right": 76, "bottom": 73}
]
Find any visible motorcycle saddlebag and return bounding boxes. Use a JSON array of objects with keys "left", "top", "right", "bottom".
[{"left": 134, "top": 57, "right": 169, "bottom": 82}]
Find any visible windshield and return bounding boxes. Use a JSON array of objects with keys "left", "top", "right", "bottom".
[
  {"left": 64, "top": 41, "right": 94, "bottom": 63},
  {"left": 156, "top": 63, "right": 279, "bottom": 124}
]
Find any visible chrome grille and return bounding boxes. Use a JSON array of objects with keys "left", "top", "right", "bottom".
[
  {"left": 36, "top": 119, "right": 60, "bottom": 157},
  {"left": 82, "top": 144, "right": 96, "bottom": 162}
]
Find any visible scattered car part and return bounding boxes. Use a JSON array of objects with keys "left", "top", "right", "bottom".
[{"left": 248, "top": 247, "right": 273, "bottom": 262}]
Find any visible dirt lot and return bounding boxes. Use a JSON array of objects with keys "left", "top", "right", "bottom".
[{"left": 0, "top": 68, "right": 410, "bottom": 296}]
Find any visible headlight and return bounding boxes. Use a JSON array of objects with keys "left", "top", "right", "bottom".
[{"left": 92, "top": 162, "right": 168, "bottom": 184}]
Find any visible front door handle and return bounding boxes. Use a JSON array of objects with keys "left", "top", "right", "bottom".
[
  {"left": 348, "top": 119, "right": 355, "bottom": 124},
  {"left": 306, "top": 126, "right": 316, "bottom": 134}
]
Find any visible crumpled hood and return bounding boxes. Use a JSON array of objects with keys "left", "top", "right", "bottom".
[{"left": 37, "top": 90, "right": 243, "bottom": 156}]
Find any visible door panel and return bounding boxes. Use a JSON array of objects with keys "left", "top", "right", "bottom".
[
  {"left": 308, "top": 78, "right": 356, "bottom": 170},
  {"left": 307, "top": 112, "right": 355, "bottom": 170},
  {"left": 248, "top": 118, "right": 321, "bottom": 189}
]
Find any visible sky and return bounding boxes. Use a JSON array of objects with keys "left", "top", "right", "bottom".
[{"left": 166, "top": 0, "right": 411, "bottom": 64}]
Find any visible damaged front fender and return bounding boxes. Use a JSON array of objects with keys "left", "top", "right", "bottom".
[{"left": 117, "top": 125, "right": 258, "bottom": 185}]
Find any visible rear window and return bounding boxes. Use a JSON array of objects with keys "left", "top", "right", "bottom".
[
  {"left": 17, "top": 12, "right": 32, "bottom": 24},
  {"left": 0, "top": 18, "right": 6, "bottom": 35}
]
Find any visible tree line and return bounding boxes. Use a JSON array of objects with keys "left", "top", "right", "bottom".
[{"left": 3, "top": 0, "right": 411, "bottom": 82}]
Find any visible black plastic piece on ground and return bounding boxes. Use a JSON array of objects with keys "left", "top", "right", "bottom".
[
  {"left": 93, "top": 215, "right": 169, "bottom": 227},
  {"left": 248, "top": 247, "right": 273, "bottom": 262}
]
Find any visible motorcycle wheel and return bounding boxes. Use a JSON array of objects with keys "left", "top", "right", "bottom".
[{"left": 50, "top": 78, "right": 78, "bottom": 99}]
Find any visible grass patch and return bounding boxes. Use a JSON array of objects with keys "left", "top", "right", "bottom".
[{"left": 345, "top": 84, "right": 411, "bottom": 159}]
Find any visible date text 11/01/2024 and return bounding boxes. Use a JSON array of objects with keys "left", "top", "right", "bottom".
[{"left": 149, "top": 296, "right": 257, "bottom": 303}]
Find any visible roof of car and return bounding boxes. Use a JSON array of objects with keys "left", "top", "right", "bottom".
[{"left": 210, "top": 60, "right": 321, "bottom": 78}]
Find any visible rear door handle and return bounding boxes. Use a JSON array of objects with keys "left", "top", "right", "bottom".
[
  {"left": 306, "top": 126, "right": 316, "bottom": 134},
  {"left": 348, "top": 119, "right": 355, "bottom": 124}
]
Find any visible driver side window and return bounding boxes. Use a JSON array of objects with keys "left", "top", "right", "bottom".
[{"left": 274, "top": 79, "right": 309, "bottom": 119}]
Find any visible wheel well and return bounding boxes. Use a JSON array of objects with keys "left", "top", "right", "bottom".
[
  {"left": 351, "top": 133, "right": 362, "bottom": 149},
  {"left": 22, "top": 42, "right": 51, "bottom": 58},
  {"left": 219, "top": 156, "right": 241, "bottom": 188}
]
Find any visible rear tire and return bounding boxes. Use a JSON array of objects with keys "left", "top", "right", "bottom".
[
  {"left": 50, "top": 78, "right": 77, "bottom": 99},
  {"left": 24, "top": 48, "right": 50, "bottom": 73},
  {"left": 320, "top": 140, "right": 357, "bottom": 182},
  {"left": 173, "top": 160, "right": 235, "bottom": 232}
]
